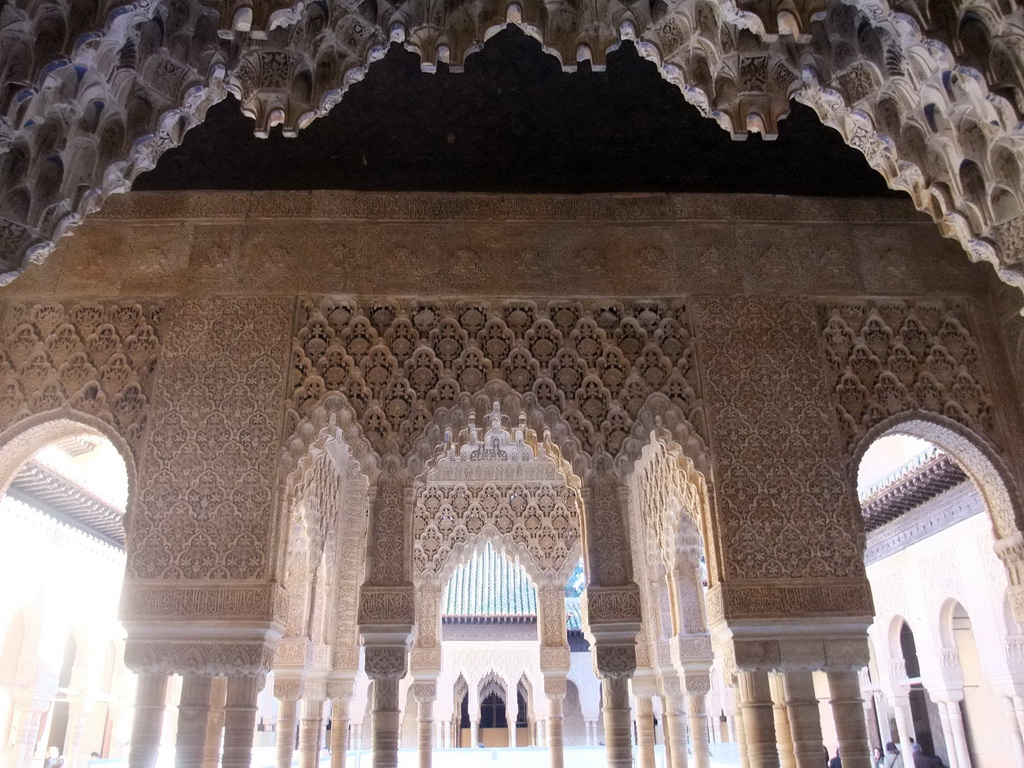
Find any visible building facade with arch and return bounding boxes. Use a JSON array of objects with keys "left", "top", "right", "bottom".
[{"left": 4, "top": 2, "right": 1024, "bottom": 768}]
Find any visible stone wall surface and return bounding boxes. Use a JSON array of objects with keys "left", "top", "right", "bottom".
[
  {"left": 123, "top": 298, "right": 292, "bottom": 617},
  {"left": 2, "top": 192, "right": 987, "bottom": 300},
  {"left": 1, "top": 191, "right": 1021, "bottom": 643}
]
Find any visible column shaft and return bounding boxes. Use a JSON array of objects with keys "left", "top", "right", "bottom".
[
  {"left": 781, "top": 671, "right": 825, "bottom": 768},
  {"left": 13, "top": 707, "right": 44, "bottom": 768},
  {"left": 276, "top": 699, "right": 298, "bottom": 768},
  {"left": 771, "top": 677, "right": 797, "bottom": 768},
  {"left": 689, "top": 693, "right": 711, "bottom": 768},
  {"left": 370, "top": 679, "right": 401, "bottom": 768},
  {"left": 330, "top": 697, "right": 351, "bottom": 768},
  {"left": 735, "top": 707, "right": 750, "bottom": 768},
  {"left": 665, "top": 696, "right": 690, "bottom": 768},
  {"left": 826, "top": 671, "right": 871, "bottom": 768},
  {"left": 602, "top": 676, "right": 633, "bottom": 768},
  {"left": 935, "top": 703, "right": 958, "bottom": 768},
  {"left": 943, "top": 700, "right": 972, "bottom": 768},
  {"left": 1004, "top": 697, "right": 1024, "bottom": 768},
  {"left": 417, "top": 698, "right": 433, "bottom": 768},
  {"left": 222, "top": 676, "right": 264, "bottom": 768},
  {"left": 891, "top": 699, "right": 915, "bottom": 767},
  {"left": 175, "top": 675, "right": 214, "bottom": 768},
  {"left": 738, "top": 670, "right": 778, "bottom": 768},
  {"left": 129, "top": 673, "right": 169, "bottom": 768},
  {"left": 298, "top": 698, "right": 324, "bottom": 768},
  {"left": 548, "top": 697, "right": 564, "bottom": 768},
  {"left": 636, "top": 696, "right": 657, "bottom": 768},
  {"left": 205, "top": 677, "right": 227, "bottom": 768}
]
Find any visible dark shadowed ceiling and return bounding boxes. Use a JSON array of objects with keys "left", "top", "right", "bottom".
[{"left": 136, "top": 27, "right": 898, "bottom": 197}]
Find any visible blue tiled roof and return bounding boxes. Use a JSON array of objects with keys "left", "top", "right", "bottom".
[
  {"left": 441, "top": 543, "right": 582, "bottom": 631},
  {"left": 443, "top": 543, "right": 538, "bottom": 618}
]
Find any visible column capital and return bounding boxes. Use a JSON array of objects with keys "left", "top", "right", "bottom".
[
  {"left": 595, "top": 644, "right": 637, "bottom": 679},
  {"left": 413, "top": 681, "right": 437, "bottom": 703},
  {"left": 544, "top": 677, "right": 568, "bottom": 701},
  {"left": 273, "top": 676, "right": 304, "bottom": 701},
  {"left": 326, "top": 678, "right": 355, "bottom": 700},
  {"left": 363, "top": 644, "right": 409, "bottom": 681},
  {"left": 540, "top": 645, "right": 571, "bottom": 672}
]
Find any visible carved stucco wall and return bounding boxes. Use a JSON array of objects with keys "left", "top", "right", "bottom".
[
  {"left": 820, "top": 299, "right": 997, "bottom": 454},
  {"left": 695, "top": 297, "right": 871, "bottom": 622},
  {"left": 0, "top": 300, "right": 164, "bottom": 455},
  {"left": 2, "top": 194, "right": 1023, "bottom": 665},
  {"left": 121, "top": 298, "right": 292, "bottom": 642}
]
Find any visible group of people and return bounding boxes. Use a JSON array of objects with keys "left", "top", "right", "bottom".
[{"left": 871, "top": 740, "right": 947, "bottom": 768}]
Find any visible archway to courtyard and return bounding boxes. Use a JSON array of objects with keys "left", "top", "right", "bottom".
[
  {"left": 407, "top": 400, "right": 587, "bottom": 764},
  {"left": 854, "top": 417, "right": 1024, "bottom": 768},
  {"left": 0, "top": 414, "right": 136, "bottom": 768}
]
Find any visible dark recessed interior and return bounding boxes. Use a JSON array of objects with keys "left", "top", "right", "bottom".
[{"left": 136, "top": 26, "right": 898, "bottom": 197}]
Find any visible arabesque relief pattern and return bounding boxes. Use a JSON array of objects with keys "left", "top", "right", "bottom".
[
  {"left": 126, "top": 298, "right": 291, "bottom": 584},
  {"left": 288, "top": 297, "right": 704, "bottom": 463},
  {"left": 3, "top": 0, "right": 1024, "bottom": 300},
  {"left": 0, "top": 300, "right": 164, "bottom": 453},
  {"left": 695, "top": 297, "right": 868, "bottom": 615},
  {"left": 820, "top": 299, "right": 997, "bottom": 453}
]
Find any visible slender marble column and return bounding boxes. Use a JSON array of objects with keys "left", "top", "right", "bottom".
[
  {"left": 663, "top": 694, "right": 690, "bottom": 768},
  {"left": 934, "top": 702, "right": 958, "bottom": 768},
  {"left": 537, "top": 719, "right": 546, "bottom": 748},
  {"left": 825, "top": 671, "right": 871, "bottom": 768},
  {"left": 688, "top": 689, "right": 712, "bottom": 768},
  {"left": 205, "top": 677, "right": 227, "bottom": 768},
  {"left": 781, "top": 671, "right": 826, "bottom": 768},
  {"left": 129, "top": 673, "right": 169, "bottom": 768},
  {"left": 891, "top": 697, "right": 915, "bottom": 767},
  {"left": 942, "top": 699, "right": 972, "bottom": 768},
  {"left": 470, "top": 719, "right": 480, "bottom": 749},
  {"left": 771, "top": 675, "right": 797, "bottom": 768},
  {"left": 276, "top": 698, "right": 299, "bottom": 768},
  {"left": 175, "top": 675, "right": 214, "bottom": 768},
  {"left": 602, "top": 676, "right": 634, "bottom": 768},
  {"left": 370, "top": 679, "right": 401, "bottom": 768},
  {"left": 298, "top": 697, "right": 324, "bottom": 768},
  {"left": 548, "top": 695, "right": 565, "bottom": 768},
  {"left": 735, "top": 707, "right": 750, "bottom": 768},
  {"left": 413, "top": 682, "right": 435, "bottom": 768},
  {"left": 737, "top": 670, "right": 778, "bottom": 768},
  {"left": 13, "top": 704, "right": 45, "bottom": 768},
  {"left": 222, "top": 675, "right": 265, "bottom": 768},
  {"left": 1004, "top": 697, "right": 1024, "bottom": 768},
  {"left": 636, "top": 696, "right": 658, "bottom": 768},
  {"left": 330, "top": 695, "right": 352, "bottom": 768},
  {"left": 65, "top": 699, "right": 89, "bottom": 767}
]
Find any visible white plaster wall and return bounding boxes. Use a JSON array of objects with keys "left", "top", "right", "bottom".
[
  {"left": 0, "top": 496, "right": 134, "bottom": 768},
  {"left": 865, "top": 487, "right": 1018, "bottom": 768}
]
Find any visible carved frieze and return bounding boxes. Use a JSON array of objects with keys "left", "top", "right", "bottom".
[{"left": 0, "top": 301, "right": 165, "bottom": 452}]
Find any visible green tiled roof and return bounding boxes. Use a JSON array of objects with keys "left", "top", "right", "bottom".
[
  {"left": 441, "top": 543, "right": 582, "bottom": 631},
  {"left": 443, "top": 543, "right": 538, "bottom": 618}
]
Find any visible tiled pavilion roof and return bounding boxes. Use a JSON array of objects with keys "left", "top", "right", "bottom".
[{"left": 442, "top": 543, "right": 582, "bottom": 630}]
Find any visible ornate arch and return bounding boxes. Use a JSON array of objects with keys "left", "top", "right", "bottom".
[
  {"left": 5, "top": 1, "right": 1024, "bottom": 300},
  {"left": 849, "top": 410, "right": 1022, "bottom": 540}
]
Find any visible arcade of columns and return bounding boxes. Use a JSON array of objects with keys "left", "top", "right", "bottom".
[{"left": 2, "top": 186, "right": 1024, "bottom": 768}]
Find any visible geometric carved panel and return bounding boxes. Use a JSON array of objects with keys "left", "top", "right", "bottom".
[
  {"left": 820, "top": 299, "right": 996, "bottom": 454},
  {"left": 696, "top": 297, "right": 862, "bottom": 583},
  {"left": 290, "top": 297, "right": 702, "bottom": 459},
  {"left": 0, "top": 301, "right": 165, "bottom": 453},
  {"left": 127, "top": 298, "right": 291, "bottom": 581}
]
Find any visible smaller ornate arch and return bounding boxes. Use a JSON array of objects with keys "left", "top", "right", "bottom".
[{"left": 850, "top": 411, "right": 1023, "bottom": 542}]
